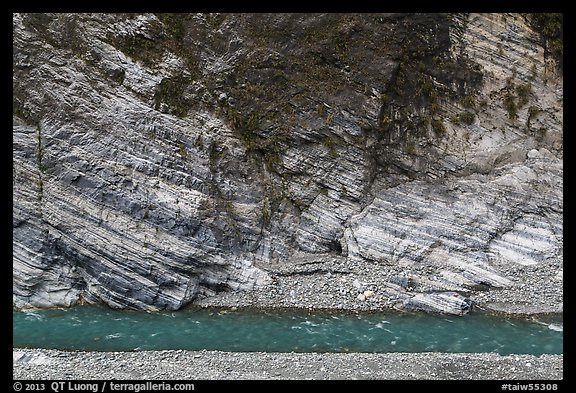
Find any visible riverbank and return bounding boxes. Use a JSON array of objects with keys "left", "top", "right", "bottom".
[
  {"left": 190, "top": 252, "right": 563, "bottom": 316},
  {"left": 13, "top": 261, "right": 563, "bottom": 381},
  {"left": 13, "top": 348, "right": 563, "bottom": 380}
]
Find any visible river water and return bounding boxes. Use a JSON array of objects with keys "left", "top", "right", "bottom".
[{"left": 13, "top": 306, "right": 562, "bottom": 355}]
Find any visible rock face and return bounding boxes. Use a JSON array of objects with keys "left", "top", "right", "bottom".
[{"left": 13, "top": 13, "right": 562, "bottom": 314}]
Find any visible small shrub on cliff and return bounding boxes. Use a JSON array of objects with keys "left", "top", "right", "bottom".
[
  {"left": 405, "top": 141, "right": 416, "bottom": 155},
  {"left": 458, "top": 111, "right": 475, "bottom": 125},
  {"left": 431, "top": 118, "right": 446, "bottom": 136},
  {"left": 461, "top": 95, "right": 476, "bottom": 109},
  {"left": 516, "top": 83, "right": 532, "bottom": 107},
  {"left": 503, "top": 93, "right": 518, "bottom": 120}
]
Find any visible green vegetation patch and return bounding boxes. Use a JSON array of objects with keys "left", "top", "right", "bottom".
[
  {"left": 458, "top": 111, "right": 475, "bottom": 125},
  {"left": 503, "top": 93, "right": 518, "bottom": 120},
  {"left": 461, "top": 95, "right": 476, "bottom": 109},
  {"left": 113, "top": 34, "right": 162, "bottom": 68},
  {"left": 526, "top": 13, "right": 563, "bottom": 70},
  {"left": 516, "top": 83, "right": 532, "bottom": 107},
  {"left": 24, "top": 14, "right": 85, "bottom": 53},
  {"left": 501, "top": 80, "right": 531, "bottom": 121},
  {"left": 431, "top": 118, "right": 446, "bottom": 136},
  {"left": 376, "top": 14, "right": 483, "bottom": 142},
  {"left": 153, "top": 75, "right": 194, "bottom": 118}
]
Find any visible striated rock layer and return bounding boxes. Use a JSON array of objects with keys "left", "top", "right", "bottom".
[{"left": 13, "top": 13, "right": 562, "bottom": 314}]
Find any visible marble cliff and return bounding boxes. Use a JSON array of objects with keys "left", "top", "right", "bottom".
[{"left": 13, "top": 13, "right": 562, "bottom": 314}]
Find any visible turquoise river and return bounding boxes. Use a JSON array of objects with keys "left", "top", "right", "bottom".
[{"left": 13, "top": 306, "right": 562, "bottom": 355}]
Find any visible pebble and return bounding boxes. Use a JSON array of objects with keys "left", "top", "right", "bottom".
[
  {"left": 12, "top": 349, "right": 563, "bottom": 380},
  {"left": 190, "top": 251, "right": 562, "bottom": 316}
]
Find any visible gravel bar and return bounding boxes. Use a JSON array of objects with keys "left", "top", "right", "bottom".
[{"left": 13, "top": 348, "right": 562, "bottom": 380}]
